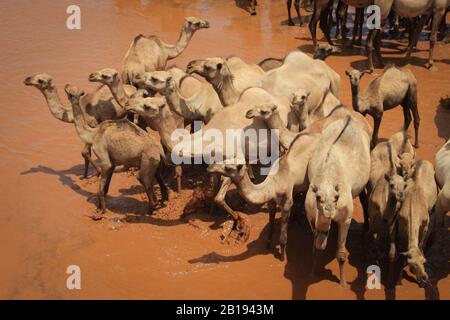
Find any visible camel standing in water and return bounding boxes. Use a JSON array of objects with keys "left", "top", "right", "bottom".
[{"left": 121, "top": 17, "right": 209, "bottom": 84}]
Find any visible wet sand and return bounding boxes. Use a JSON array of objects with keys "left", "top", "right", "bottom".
[{"left": 0, "top": 0, "right": 448, "bottom": 299}]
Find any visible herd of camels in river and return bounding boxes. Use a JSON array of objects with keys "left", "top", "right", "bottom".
[{"left": 24, "top": 0, "right": 449, "bottom": 291}]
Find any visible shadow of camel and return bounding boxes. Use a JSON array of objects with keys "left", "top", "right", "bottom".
[
  {"left": 234, "top": 0, "right": 256, "bottom": 15},
  {"left": 434, "top": 97, "right": 450, "bottom": 140}
]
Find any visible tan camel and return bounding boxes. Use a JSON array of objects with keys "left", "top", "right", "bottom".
[
  {"left": 133, "top": 66, "right": 187, "bottom": 95},
  {"left": 125, "top": 87, "right": 299, "bottom": 242},
  {"left": 186, "top": 56, "right": 264, "bottom": 106},
  {"left": 24, "top": 73, "right": 134, "bottom": 178},
  {"left": 394, "top": 160, "right": 437, "bottom": 287},
  {"left": 290, "top": 88, "right": 311, "bottom": 131},
  {"left": 366, "top": 0, "right": 449, "bottom": 70},
  {"left": 305, "top": 115, "right": 371, "bottom": 287},
  {"left": 345, "top": 65, "right": 420, "bottom": 149},
  {"left": 121, "top": 17, "right": 210, "bottom": 84},
  {"left": 64, "top": 85, "right": 168, "bottom": 219},
  {"left": 313, "top": 43, "right": 342, "bottom": 60},
  {"left": 435, "top": 138, "right": 450, "bottom": 226}
]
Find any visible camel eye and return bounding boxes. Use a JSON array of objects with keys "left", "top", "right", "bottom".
[
  {"left": 38, "top": 79, "right": 44, "bottom": 84},
  {"left": 143, "top": 105, "right": 151, "bottom": 111}
]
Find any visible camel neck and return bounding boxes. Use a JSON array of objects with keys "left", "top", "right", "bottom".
[
  {"left": 351, "top": 83, "right": 368, "bottom": 114},
  {"left": 146, "top": 108, "right": 180, "bottom": 151},
  {"left": 266, "top": 114, "right": 298, "bottom": 150},
  {"left": 165, "top": 25, "right": 194, "bottom": 59},
  {"left": 165, "top": 82, "right": 199, "bottom": 121},
  {"left": 109, "top": 80, "right": 128, "bottom": 110},
  {"left": 213, "top": 71, "right": 239, "bottom": 106},
  {"left": 43, "top": 87, "right": 74, "bottom": 123},
  {"left": 70, "top": 98, "right": 97, "bottom": 145}
]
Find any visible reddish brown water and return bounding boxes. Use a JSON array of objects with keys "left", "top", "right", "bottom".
[{"left": 0, "top": 0, "right": 448, "bottom": 299}]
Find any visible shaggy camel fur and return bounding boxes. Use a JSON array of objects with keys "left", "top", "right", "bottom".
[
  {"left": 365, "top": 0, "right": 449, "bottom": 70},
  {"left": 394, "top": 160, "right": 437, "bottom": 287},
  {"left": 186, "top": 56, "right": 264, "bottom": 106},
  {"left": 64, "top": 85, "right": 168, "bottom": 219},
  {"left": 121, "top": 17, "right": 209, "bottom": 84},
  {"left": 305, "top": 115, "right": 371, "bottom": 287},
  {"left": 125, "top": 87, "right": 299, "bottom": 242},
  {"left": 435, "top": 138, "right": 450, "bottom": 226},
  {"left": 346, "top": 65, "right": 420, "bottom": 149},
  {"left": 24, "top": 73, "right": 135, "bottom": 178}
]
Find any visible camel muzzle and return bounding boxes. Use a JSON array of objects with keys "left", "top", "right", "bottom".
[{"left": 24, "top": 77, "right": 32, "bottom": 85}]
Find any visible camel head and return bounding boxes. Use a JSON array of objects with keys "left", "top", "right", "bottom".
[
  {"left": 291, "top": 89, "right": 310, "bottom": 111},
  {"left": 207, "top": 163, "right": 246, "bottom": 180},
  {"left": 401, "top": 246, "right": 429, "bottom": 288},
  {"left": 396, "top": 152, "right": 416, "bottom": 179},
  {"left": 345, "top": 69, "right": 372, "bottom": 87},
  {"left": 310, "top": 183, "right": 340, "bottom": 220},
  {"left": 88, "top": 68, "right": 119, "bottom": 86},
  {"left": 313, "top": 44, "right": 341, "bottom": 60},
  {"left": 245, "top": 103, "right": 278, "bottom": 120},
  {"left": 186, "top": 57, "right": 228, "bottom": 82},
  {"left": 135, "top": 71, "right": 172, "bottom": 94},
  {"left": 64, "top": 84, "right": 85, "bottom": 105},
  {"left": 125, "top": 96, "right": 166, "bottom": 118},
  {"left": 384, "top": 173, "right": 407, "bottom": 206},
  {"left": 184, "top": 17, "right": 210, "bottom": 31},
  {"left": 24, "top": 73, "right": 54, "bottom": 90}
]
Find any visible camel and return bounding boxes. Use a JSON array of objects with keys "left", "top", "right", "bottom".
[
  {"left": 345, "top": 65, "right": 420, "bottom": 149},
  {"left": 136, "top": 69, "right": 223, "bottom": 124},
  {"left": 305, "top": 115, "right": 371, "bottom": 287},
  {"left": 290, "top": 88, "right": 312, "bottom": 131},
  {"left": 186, "top": 56, "right": 264, "bottom": 106},
  {"left": 24, "top": 73, "right": 134, "bottom": 178},
  {"left": 337, "top": 1, "right": 370, "bottom": 43},
  {"left": 309, "top": 0, "right": 335, "bottom": 47},
  {"left": 435, "top": 138, "right": 450, "bottom": 226},
  {"left": 366, "top": 0, "right": 449, "bottom": 70},
  {"left": 313, "top": 43, "right": 342, "bottom": 60},
  {"left": 64, "top": 85, "right": 168, "bottom": 219},
  {"left": 121, "top": 17, "right": 210, "bottom": 84},
  {"left": 132, "top": 66, "right": 187, "bottom": 95},
  {"left": 394, "top": 160, "right": 437, "bottom": 287},
  {"left": 125, "top": 87, "right": 300, "bottom": 242}
]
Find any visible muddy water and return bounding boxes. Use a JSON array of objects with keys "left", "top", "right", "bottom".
[{"left": 0, "top": 0, "right": 448, "bottom": 299}]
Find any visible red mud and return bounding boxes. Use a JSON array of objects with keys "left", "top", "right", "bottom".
[{"left": 0, "top": 0, "right": 448, "bottom": 299}]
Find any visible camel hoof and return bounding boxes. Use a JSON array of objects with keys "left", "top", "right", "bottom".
[
  {"left": 288, "top": 21, "right": 295, "bottom": 26},
  {"left": 91, "top": 213, "right": 104, "bottom": 221}
]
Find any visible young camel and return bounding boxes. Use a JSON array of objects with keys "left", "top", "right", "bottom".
[
  {"left": 435, "top": 138, "right": 450, "bottom": 226},
  {"left": 64, "top": 85, "right": 168, "bottom": 219},
  {"left": 24, "top": 74, "right": 135, "bottom": 178},
  {"left": 186, "top": 56, "right": 264, "bottom": 106},
  {"left": 345, "top": 65, "right": 420, "bottom": 149},
  {"left": 125, "top": 87, "right": 299, "bottom": 242},
  {"left": 121, "top": 17, "right": 209, "bottom": 84},
  {"left": 305, "top": 115, "right": 371, "bottom": 287},
  {"left": 394, "top": 160, "right": 437, "bottom": 288},
  {"left": 88, "top": 68, "right": 185, "bottom": 192}
]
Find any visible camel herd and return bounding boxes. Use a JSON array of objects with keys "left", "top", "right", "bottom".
[{"left": 24, "top": 12, "right": 449, "bottom": 291}]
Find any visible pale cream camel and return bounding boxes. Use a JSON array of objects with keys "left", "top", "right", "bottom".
[
  {"left": 121, "top": 17, "right": 210, "bottom": 84},
  {"left": 64, "top": 85, "right": 168, "bottom": 219},
  {"left": 395, "top": 160, "right": 437, "bottom": 288},
  {"left": 346, "top": 65, "right": 420, "bottom": 148},
  {"left": 434, "top": 138, "right": 450, "bottom": 226},
  {"left": 305, "top": 115, "right": 371, "bottom": 287},
  {"left": 186, "top": 56, "right": 264, "bottom": 106}
]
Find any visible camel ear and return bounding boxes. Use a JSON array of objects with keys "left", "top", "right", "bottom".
[
  {"left": 345, "top": 70, "right": 351, "bottom": 77},
  {"left": 384, "top": 173, "right": 391, "bottom": 182},
  {"left": 305, "top": 91, "right": 311, "bottom": 98},
  {"left": 166, "top": 76, "right": 173, "bottom": 83},
  {"left": 236, "top": 164, "right": 244, "bottom": 172},
  {"left": 79, "top": 89, "right": 85, "bottom": 96},
  {"left": 335, "top": 184, "right": 340, "bottom": 193},
  {"left": 216, "top": 63, "right": 223, "bottom": 71},
  {"left": 311, "top": 184, "right": 318, "bottom": 193}
]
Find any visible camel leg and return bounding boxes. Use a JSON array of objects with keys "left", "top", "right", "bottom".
[
  {"left": 214, "top": 177, "right": 251, "bottom": 242},
  {"left": 337, "top": 221, "right": 350, "bottom": 287},
  {"left": 96, "top": 163, "right": 114, "bottom": 218},
  {"left": 294, "top": 0, "right": 302, "bottom": 26},
  {"left": 352, "top": 8, "right": 364, "bottom": 46},
  {"left": 279, "top": 197, "right": 293, "bottom": 261},
  {"left": 319, "top": 2, "right": 334, "bottom": 46},
  {"left": 337, "top": 1, "right": 348, "bottom": 41},
  {"left": 405, "top": 14, "right": 429, "bottom": 60},
  {"left": 155, "top": 168, "right": 169, "bottom": 204},
  {"left": 387, "top": 220, "right": 398, "bottom": 288},
  {"left": 139, "top": 158, "right": 158, "bottom": 215},
  {"left": 427, "top": 9, "right": 445, "bottom": 69},
  {"left": 311, "top": 245, "right": 324, "bottom": 277},
  {"left": 359, "top": 188, "right": 369, "bottom": 233},
  {"left": 366, "top": 29, "right": 377, "bottom": 72},
  {"left": 81, "top": 144, "right": 99, "bottom": 178},
  {"left": 287, "top": 0, "right": 294, "bottom": 26},
  {"left": 267, "top": 201, "right": 277, "bottom": 249},
  {"left": 174, "top": 165, "right": 182, "bottom": 192},
  {"left": 402, "top": 106, "right": 412, "bottom": 131},
  {"left": 409, "top": 105, "right": 420, "bottom": 148},
  {"left": 371, "top": 112, "right": 383, "bottom": 149},
  {"left": 374, "top": 31, "right": 384, "bottom": 67},
  {"left": 309, "top": 0, "right": 320, "bottom": 47},
  {"left": 249, "top": 0, "right": 256, "bottom": 15}
]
